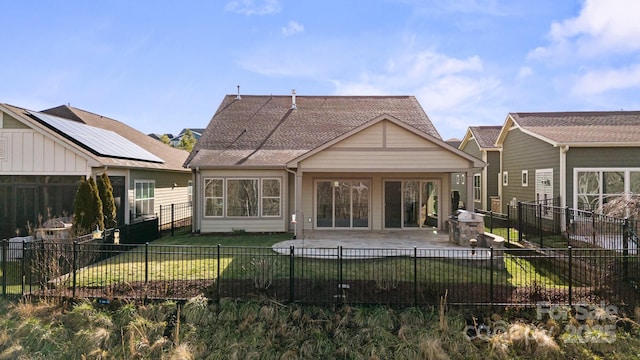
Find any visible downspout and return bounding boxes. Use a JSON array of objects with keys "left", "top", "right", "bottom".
[
  {"left": 193, "top": 167, "right": 200, "bottom": 233},
  {"left": 498, "top": 146, "right": 503, "bottom": 212},
  {"left": 285, "top": 166, "right": 298, "bottom": 238},
  {"left": 191, "top": 166, "right": 204, "bottom": 234},
  {"left": 559, "top": 145, "right": 569, "bottom": 209},
  {"left": 482, "top": 151, "right": 488, "bottom": 211},
  {"left": 559, "top": 145, "right": 569, "bottom": 232}
]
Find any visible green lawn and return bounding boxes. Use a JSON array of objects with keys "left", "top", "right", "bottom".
[
  {"left": 0, "top": 260, "right": 24, "bottom": 295},
  {"left": 76, "top": 232, "right": 569, "bottom": 288},
  {"left": 72, "top": 233, "right": 291, "bottom": 287},
  {"left": 486, "top": 226, "right": 519, "bottom": 243},
  {"left": 7, "top": 232, "right": 570, "bottom": 293}
]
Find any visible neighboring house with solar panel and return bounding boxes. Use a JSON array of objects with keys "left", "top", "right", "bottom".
[
  {"left": 495, "top": 111, "right": 640, "bottom": 214},
  {"left": 184, "top": 93, "right": 485, "bottom": 238},
  {"left": 0, "top": 103, "right": 191, "bottom": 238},
  {"left": 451, "top": 126, "right": 502, "bottom": 212}
]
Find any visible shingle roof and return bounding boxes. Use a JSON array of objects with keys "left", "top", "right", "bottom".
[
  {"left": 469, "top": 126, "right": 501, "bottom": 149},
  {"left": 1, "top": 103, "right": 189, "bottom": 171},
  {"left": 510, "top": 111, "right": 640, "bottom": 144},
  {"left": 186, "top": 95, "right": 442, "bottom": 168},
  {"left": 445, "top": 138, "right": 462, "bottom": 149}
]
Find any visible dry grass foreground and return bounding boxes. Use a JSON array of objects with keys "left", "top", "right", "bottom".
[{"left": 0, "top": 296, "right": 639, "bottom": 360}]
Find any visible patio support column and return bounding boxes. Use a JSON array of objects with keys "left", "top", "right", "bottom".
[
  {"left": 295, "top": 169, "right": 303, "bottom": 239},
  {"left": 466, "top": 170, "right": 475, "bottom": 213}
]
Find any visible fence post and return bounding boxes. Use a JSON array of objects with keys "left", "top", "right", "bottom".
[
  {"left": 623, "top": 218, "right": 629, "bottom": 282},
  {"left": 171, "top": 204, "right": 175, "bottom": 237},
  {"left": 216, "top": 244, "right": 221, "bottom": 303},
  {"left": 159, "top": 205, "right": 162, "bottom": 236},
  {"left": 414, "top": 247, "right": 418, "bottom": 307},
  {"left": 591, "top": 211, "right": 596, "bottom": 245},
  {"left": 489, "top": 210, "right": 494, "bottom": 233},
  {"left": 506, "top": 204, "right": 510, "bottom": 244},
  {"left": 338, "top": 246, "right": 343, "bottom": 305},
  {"left": 568, "top": 246, "right": 572, "bottom": 308},
  {"left": 144, "top": 242, "right": 149, "bottom": 284},
  {"left": 538, "top": 203, "right": 543, "bottom": 247},
  {"left": 490, "top": 246, "right": 494, "bottom": 310},
  {"left": 518, "top": 202, "right": 523, "bottom": 243},
  {"left": 289, "top": 246, "right": 295, "bottom": 303},
  {"left": 21, "top": 241, "right": 26, "bottom": 296},
  {"left": 72, "top": 240, "right": 78, "bottom": 298},
  {"left": 2, "top": 239, "right": 6, "bottom": 298},
  {"left": 565, "top": 207, "right": 571, "bottom": 246}
]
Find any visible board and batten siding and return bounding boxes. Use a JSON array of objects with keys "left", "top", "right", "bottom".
[
  {"left": 453, "top": 139, "right": 482, "bottom": 209},
  {"left": 0, "top": 128, "right": 91, "bottom": 175},
  {"left": 566, "top": 147, "right": 640, "bottom": 208},
  {"left": 501, "top": 128, "right": 559, "bottom": 210},
  {"left": 486, "top": 150, "right": 501, "bottom": 209},
  {"left": 197, "top": 169, "right": 288, "bottom": 233},
  {"left": 300, "top": 120, "right": 470, "bottom": 171}
]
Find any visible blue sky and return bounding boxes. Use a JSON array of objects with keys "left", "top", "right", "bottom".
[{"left": 2, "top": 0, "right": 640, "bottom": 141}]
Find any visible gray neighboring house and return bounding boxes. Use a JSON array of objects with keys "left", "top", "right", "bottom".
[
  {"left": 0, "top": 103, "right": 191, "bottom": 238},
  {"left": 185, "top": 94, "right": 485, "bottom": 238},
  {"left": 453, "top": 126, "right": 501, "bottom": 212},
  {"left": 170, "top": 128, "right": 205, "bottom": 147},
  {"left": 495, "top": 111, "right": 640, "bottom": 214}
]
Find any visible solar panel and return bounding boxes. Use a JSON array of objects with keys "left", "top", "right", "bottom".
[{"left": 27, "top": 110, "right": 164, "bottom": 163}]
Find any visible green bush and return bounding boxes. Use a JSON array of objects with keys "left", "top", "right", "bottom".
[
  {"left": 97, "top": 173, "right": 117, "bottom": 227},
  {"left": 73, "top": 177, "right": 104, "bottom": 235}
]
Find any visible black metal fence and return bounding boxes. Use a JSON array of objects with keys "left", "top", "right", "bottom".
[
  {"left": 2, "top": 241, "right": 638, "bottom": 308},
  {"left": 479, "top": 201, "right": 639, "bottom": 252},
  {"left": 158, "top": 202, "right": 192, "bottom": 237}
]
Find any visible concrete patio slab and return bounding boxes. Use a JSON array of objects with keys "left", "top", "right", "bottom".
[{"left": 272, "top": 230, "right": 492, "bottom": 259}]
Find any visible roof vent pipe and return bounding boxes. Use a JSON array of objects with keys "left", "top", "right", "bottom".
[
  {"left": 291, "top": 89, "right": 297, "bottom": 110},
  {"left": 236, "top": 85, "right": 241, "bottom": 100}
]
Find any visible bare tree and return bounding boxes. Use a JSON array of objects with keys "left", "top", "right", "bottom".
[{"left": 599, "top": 194, "right": 640, "bottom": 220}]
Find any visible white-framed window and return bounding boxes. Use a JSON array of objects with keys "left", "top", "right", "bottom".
[
  {"left": 134, "top": 180, "right": 155, "bottom": 218},
  {"left": 574, "top": 168, "right": 640, "bottom": 211},
  {"left": 204, "top": 178, "right": 223, "bottom": 217},
  {"left": 522, "top": 170, "right": 528, "bottom": 187},
  {"left": 203, "top": 177, "right": 282, "bottom": 218},
  {"left": 226, "top": 179, "right": 259, "bottom": 217},
  {"left": 502, "top": 172, "right": 509, "bottom": 186},
  {"left": 473, "top": 173, "right": 481, "bottom": 202},
  {"left": 187, "top": 180, "right": 193, "bottom": 202},
  {"left": 261, "top": 178, "right": 281, "bottom": 217}
]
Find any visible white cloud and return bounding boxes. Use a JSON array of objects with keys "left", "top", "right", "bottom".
[
  {"left": 334, "top": 49, "right": 498, "bottom": 110},
  {"left": 282, "top": 20, "right": 304, "bottom": 37},
  {"left": 517, "top": 66, "right": 533, "bottom": 79},
  {"left": 571, "top": 64, "right": 640, "bottom": 95},
  {"left": 531, "top": 0, "right": 640, "bottom": 59},
  {"left": 225, "top": 0, "right": 281, "bottom": 16}
]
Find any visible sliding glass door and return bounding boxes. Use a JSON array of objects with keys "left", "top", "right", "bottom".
[
  {"left": 385, "top": 180, "right": 439, "bottom": 229},
  {"left": 316, "top": 179, "right": 370, "bottom": 228}
]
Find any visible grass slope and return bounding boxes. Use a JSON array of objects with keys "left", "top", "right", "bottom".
[{"left": 0, "top": 297, "right": 639, "bottom": 359}]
